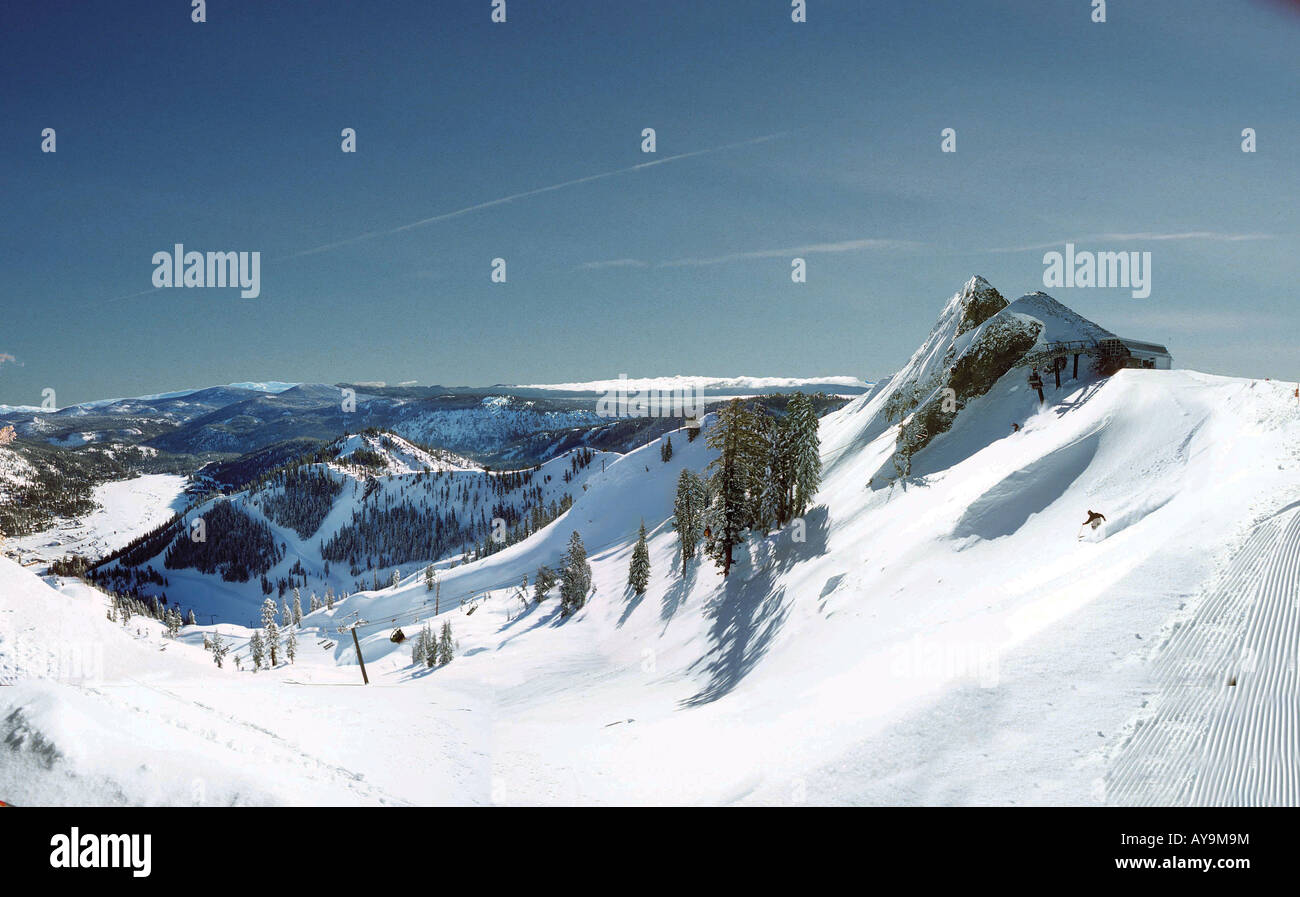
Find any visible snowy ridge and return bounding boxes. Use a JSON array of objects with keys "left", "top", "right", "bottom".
[
  {"left": 4, "top": 280, "right": 1300, "bottom": 805},
  {"left": 98, "top": 432, "right": 618, "bottom": 622}
]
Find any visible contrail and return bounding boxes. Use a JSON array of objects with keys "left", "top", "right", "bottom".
[
  {"left": 275, "top": 132, "right": 785, "bottom": 261},
  {"left": 81, "top": 133, "right": 784, "bottom": 306}
]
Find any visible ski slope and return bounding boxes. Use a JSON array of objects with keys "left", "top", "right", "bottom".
[
  {"left": 5, "top": 474, "right": 188, "bottom": 570},
  {"left": 4, "top": 288, "right": 1299, "bottom": 805},
  {"left": 1107, "top": 500, "right": 1300, "bottom": 805}
]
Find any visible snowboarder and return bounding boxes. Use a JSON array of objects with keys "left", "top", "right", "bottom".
[
  {"left": 1082, "top": 510, "right": 1106, "bottom": 529},
  {"left": 1011, "top": 422, "right": 1020, "bottom": 433}
]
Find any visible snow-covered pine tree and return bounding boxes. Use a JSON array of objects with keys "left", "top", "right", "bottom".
[
  {"left": 266, "top": 619, "right": 280, "bottom": 667},
  {"left": 185, "top": 608, "right": 197, "bottom": 626},
  {"left": 390, "top": 568, "right": 400, "bottom": 589},
  {"left": 281, "top": 598, "right": 292, "bottom": 628},
  {"left": 749, "top": 413, "right": 778, "bottom": 534},
  {"left": 787, "top": 392, "right": 822, "bottom": 518},
  {"left": 286, "top": 628, "right": 297, "bottom": 664},
  {"left": 767, "top": 411, "right": 797, "bottom": 527},
  {"left": 533, "top": 564, "right": 557, "bottom": 602},
  {"left": 425, "top": 565, "right": 435, "bottom": 591},
  {"left": 292, "top": 591, "right": 303, "bottom": 625},
  {"left": 704, "top": 400, "right": 766, "bottom": 577},
  {"left": 660, "top": 436, "right": 673, "bottom": 463},
  {"left": 438, "top": 620, "right": 454, "bottom": 664},
  {"left": 628, "top": 520, "right": 651, "bottom": 595},
  {"left": 412, "top": 623, "right": 430, "bottom": 666},
  {"left": 250, "top": 630, "right": 265, "bottom": 671},
  {"left": 424, "top": 624, "right": 437, "bottom": 668},
  {"left": 325, "top": 586, "right": 335, "bottom": 610},
  {"left": 261, "top": 597, "right": 277, "bottom": 631},
  {"left": 559, "top": 530, "right": 592, "bottom": 617},
  {"left": 211, "top": 632, "right": 229, "bottom": 668},
  {"left": 672, "top": 468, "right": 706, "bottom": 572},
  {"left": 309, "top": 591, "right": 320, "bottom": 613}
]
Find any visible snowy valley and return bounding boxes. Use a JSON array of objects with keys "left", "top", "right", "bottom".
[{"left": 2, "top": 278, "right": 1299, "bottom": 806}]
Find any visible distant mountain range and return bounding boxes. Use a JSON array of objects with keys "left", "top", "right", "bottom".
[{"left": 0, "top": 379, "right": 854, "bottom": 535}]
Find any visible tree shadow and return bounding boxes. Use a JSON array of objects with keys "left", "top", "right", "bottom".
[
  {"left": 678, "top": 506, "right": 829, "bottom": 708},
  {"left": 495, "top": 600, "right": 563, "bottom": 648},
  {"left": 680, "top": 564, "right": 790, "bottom": 708},
  {"left": 660, "top": 554, "right": 698, "bottom": 628},
  {"left": 617, "top": 584, "right": 646, "bottom": 629}
]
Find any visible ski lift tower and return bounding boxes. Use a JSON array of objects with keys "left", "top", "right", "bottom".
[{"left": 336, "top": 612, "right": 370, "bottom": 685}]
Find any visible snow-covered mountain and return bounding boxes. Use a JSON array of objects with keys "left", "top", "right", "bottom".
[
  {"left": 4, "top": 277, "right": 1298, "bottom": 806},
  {"left": 513, "top": 375, "right": 871, "bottom": 395},
  {"left": 92, "top": 430, "right": 618, "bottom": 624}
]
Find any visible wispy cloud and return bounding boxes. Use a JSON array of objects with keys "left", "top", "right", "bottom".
[
  {"left": 575, "top": 258, "right": 650, "bottom": 271},
  {"left": 279, "top": 133, "right": 786, "bottom": 261},
  {"left": 658, "top": 237, "right": 923, "bottom": 268},
  {"left": 988, "top": 232, "right": 1276, "bottom": 253}
]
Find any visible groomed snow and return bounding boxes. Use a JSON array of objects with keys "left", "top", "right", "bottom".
[{"left": 3, "top": 363, "right": 1299, "bottom": 805}]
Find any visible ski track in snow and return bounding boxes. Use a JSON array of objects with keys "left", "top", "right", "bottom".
[{"left": 1108, "top": 505, "right": 1300, "bottom": 805}]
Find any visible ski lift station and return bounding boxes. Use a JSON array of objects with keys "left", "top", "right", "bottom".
[{"left": 1117, "top": 337, "right": 1173, "bottom": 370}]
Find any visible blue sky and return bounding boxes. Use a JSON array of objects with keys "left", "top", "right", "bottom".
[{"left": 2, "top": 0, "right": 1297, "bottom": 405}]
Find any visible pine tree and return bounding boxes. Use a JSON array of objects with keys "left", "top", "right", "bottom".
[
  {"left": 704, "top": 400, "right": 766, "bottom": 577},
  {"left": 412, "top": 623, "right": 431, "bottom": 667},
  {"left": 660, "top": 436, "right": 673, "bottom": 463},
  {"left": 438, "top": 621, "right": 454, "bottom": 664},
  {"left": 533, "top": 564, "right": 557, "bottom": 602},
  {"left": 286, "top": 628, "right": 297, "bottom": 664},
  {"left": 250, "top": 630, "right": 265, "bottom": 671},
  {"left": 266, "top": 620, "right": 280, "bottom": 666},
  {"left": 749, "top": 413, "right": 778, "bottom": 534},
  {"left": 672, "top": 469, "right": 706, "bottom": 572},
  {"left": 261, "top": 597, "right": 277, "bottom": 631},
  {"left": 787, "top": 392, "right": 822, "bottom": 518},
  {"left": 325, "top": 586, "right": 335, "bottom": 610},
  {"left": 628, "top": 521, "right": 651, "bottom": 595},
  {"left": 185, "top": 608, "right": 197, "bottom": 626},
  {"left": 211, "top": 632, "right": 229, "bottom": 668},
  {"left": 425, "top": 565, "right": 435, "bottom": 591},
  {"left": 559, "top": 531, "right": 592, "bottom": 617},
  {"left": 390, "top": 568, "right": 400, "bottom": 589},
  {"left": 292, "top": 591, "right": 303, "bottom": 625},
  {"left": 424, "top": 624, "right": 437, "bottom": 668},
  {"left": 309, "top": 591, "right": 320, "bottom": 613},
  {"left": 281, "top": 598, "right": 292, "bottom": 628}
]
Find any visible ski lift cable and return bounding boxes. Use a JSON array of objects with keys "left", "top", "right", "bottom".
[{"left": 350, "top": 520, "right": 670, "bottom": 633}]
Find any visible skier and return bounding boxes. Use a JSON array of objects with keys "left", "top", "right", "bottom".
[{"left": 1082, "top": 510, "right": 1106, "bottom": 529}]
